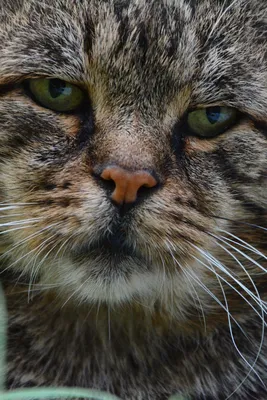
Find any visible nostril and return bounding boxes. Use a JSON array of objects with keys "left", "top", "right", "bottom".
[
  {"left": 92, "top": 168, "right": 116, "bottom": 193},
  {"left": 136, "top": 182, "right": 158, "bottom": 199},
  {"left": 101, "top": 176, "right": 116, "bottom": 193}
]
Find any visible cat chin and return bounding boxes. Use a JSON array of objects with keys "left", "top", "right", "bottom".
[{"left": 42, "top": 255, "right": 197, "bottom": 307}]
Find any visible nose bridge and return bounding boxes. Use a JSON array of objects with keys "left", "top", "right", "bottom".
[
  {"left": 115, "top": 135, "right": 153, "bottom": 169},
  {"left": 93, "top": 116, "right": 159, "bottom": 171}
]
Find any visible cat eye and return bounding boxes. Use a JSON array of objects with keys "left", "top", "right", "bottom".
[
  {"left": 186, "top": 106, "right": 238, "bottom": 138},
  {"left": 27, "top": 78, "right": 85, "bottom": 112}
]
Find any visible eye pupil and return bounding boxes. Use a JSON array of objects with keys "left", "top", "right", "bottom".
[
  {"left": 49, "top": 79, "right": 66, "bottom": 98},
  {"left": 206, "top": 106, "right": 221, "bottom": 124}
]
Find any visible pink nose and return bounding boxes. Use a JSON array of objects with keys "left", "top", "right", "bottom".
[{"left": 100, "top": 166, "right": 158, "bottom": 205}]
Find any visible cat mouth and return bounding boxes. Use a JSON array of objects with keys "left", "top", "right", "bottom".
[{"left": 70, "top": 230, "right": 142, "bottom": 263}]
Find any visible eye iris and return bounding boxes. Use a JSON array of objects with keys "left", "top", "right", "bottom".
[
  {"left": 27, "top": 78, "right": 85, "bottom": 112},
  {"left": 206, "top": 106, "right": 221, "bottom": 124},
  {"left": 186, "top": 106, "right": 238, "bottom": 138},
  {"left": 49, "top": 79, "right": 67, "bottom": 98}
]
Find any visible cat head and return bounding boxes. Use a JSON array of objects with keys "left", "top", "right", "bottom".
[{"left": 1, "top": 0, "right": 267, "bottom": 324}]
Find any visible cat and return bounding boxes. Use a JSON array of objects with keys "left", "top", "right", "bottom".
[{"left": 1, "top": 0, "right": 267, "bottom": 399}]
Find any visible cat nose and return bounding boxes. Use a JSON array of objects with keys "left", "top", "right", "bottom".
[{"left": 96, "top": 166, "right": 158, "bottom": 205}]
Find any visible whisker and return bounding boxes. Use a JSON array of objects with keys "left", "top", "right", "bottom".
[
  {"left": 217, "top": 229, "right": 267, "bottom": 260},
  {"left": 60, "top": 275, "right": 92, "bottom": 309},
  {"left": 0, "top": 218, "right": 42, "bottom": 227},
  {"left": 1, "top": 231, "right": 59, "bottom": 276},
  {"left": 0, "top": 203, "right": 39, "bottom": 209},
  {"left": 0, "top": 206, "right": 24, "bottom": 211},
  {"left": 166, "top": 238, "right": 207, "bottom": 329},
  {"left": 53, "top": 233, "right": 78, "bottom": 260},
  {"left": 207, "top": 234, "right": 267, "bottom": 391},
  {"left": 189, "top": 253, "right": 250, "bottom": 339},
  {"left": 211, "top": 257, "right": 265, "bottom": 400},
  {"left": 0, "top": 222, "right": 59, "bottom": 260},
  {"left": 27, "top": 234, "right": 59, "bottom": 302},
  {"left": 165, "top": 240, "right": 179, "bottom": 319},
  {"left": 0, "top": 225, "right": 37, "bottom": 237},
  {"left": 0, "top": 214, "right": 25, "bottom": 218},
  {"left": 190, "top": 247, "right": 267, "bottom": 390},
  {"left": 167, "top": 242, "right": 245, "bottom": 334},
  {"left": 193, "top": 246, "right": 267, "bottom": 318},
  {"left": 208, "top": 235, "right": 265, "bottom": 304},
  {"left": 0, "top": 201, "right": 39, "bottom": 205},
  {"left": 210, "top": 233, "right": 267, "bottom": 278},
  {"left": 211, "top": 214, "right": 267, "bottom": 232},
  {"left": 5, "top": 279, "right": 59, "bottom": 288},
  {"left": 5, "top": 285, "right": 60, "bottom": 295},
  {"left": 198, "top": 245, "right": 266, "bottom": 397}
]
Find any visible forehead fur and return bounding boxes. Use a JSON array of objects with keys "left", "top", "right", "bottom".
[{"left": 0, "top": 0, "right": 267, "bottom": 117}]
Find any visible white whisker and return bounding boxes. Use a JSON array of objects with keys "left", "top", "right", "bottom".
[
  {"left": 217, "top": 229, "right": 267, "bottom": 262},
  {"left": 206, "top": 255, "right": 265, "bottom": 399},
  {"left": 1, "top": 231, "right": 59, "bottom": 275},
  {"left": 193, "top": 245, "right": 266, "bottom": 394},
  {"left": 166, "top": 238, "right": 206, "bottom": 329},
  {"left": 193, "top": 245, "right": 267, "bottom": 316},
  {"left": 167, "top": 242, "right": 245, "bottom": 334},
  {"left": 27, "top": 233, "right": 59, "bottom": 302},
  {"left": 60, "top": 275, "right": 92, "bottom": 309},
  {"left": 0, "top": 222, "right": 59, "bottom": 260},
  {"left": 210, "top": 233, "right": 267, "bottom": 279},
  {"left": 0, "top": 218, "right": 42, "bottom": 227},
  {"left": 0, "top": 225, "right": 36, "bottom": 237},
  {"left": 0, "top": 214, "right": 25, "bottom": 218},
  {"left": 53, "top": 232, "right": 78, "bottom": 260}
]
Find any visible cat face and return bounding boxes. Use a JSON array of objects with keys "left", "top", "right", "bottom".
[{"left": 1, "top": 0, "right": 267, "bottom": 318}]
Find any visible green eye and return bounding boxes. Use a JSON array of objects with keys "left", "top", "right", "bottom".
[
  {"left": 28, "top": 78, "right": 85, "bottom": 112},
  {"left": 187, "top": 106, "right": 238, "bottom": 138}
]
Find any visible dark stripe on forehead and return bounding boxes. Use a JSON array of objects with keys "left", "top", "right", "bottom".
[
  {"left": 83, "top": 12, "right": 95, "bottom": 56},
  {"left": 137, "top": 22, "right": 149, "bottom": 61},
  {"left": 113, "top": 0, "right": 130, "bottom": 17},
  {"left": 114, "top": 11, "right": 130, "bottom": 56}
]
